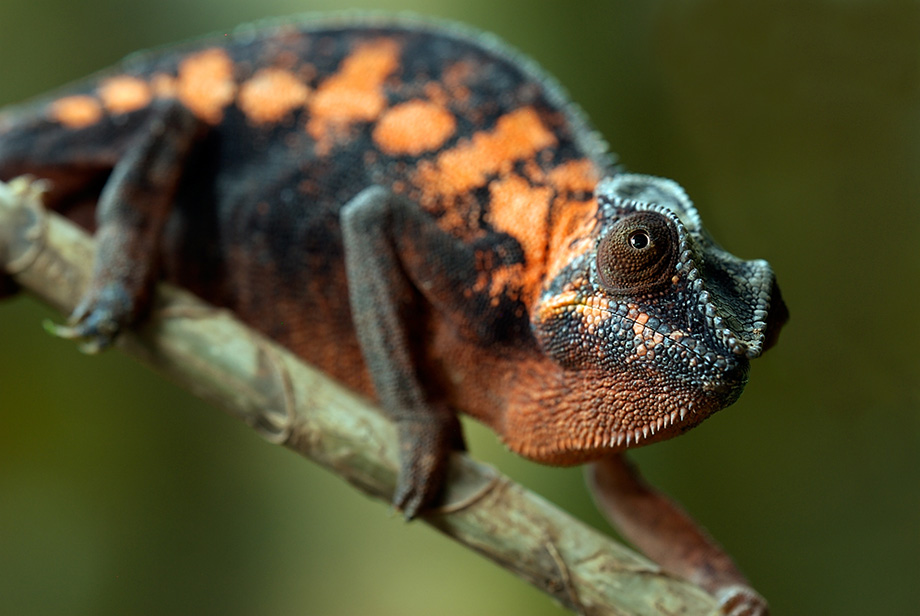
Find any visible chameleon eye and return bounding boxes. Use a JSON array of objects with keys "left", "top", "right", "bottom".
[{"left": 596, "top": 212, "right": 677, "bottom": 294}]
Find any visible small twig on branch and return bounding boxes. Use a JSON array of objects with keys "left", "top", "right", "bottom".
[{"left": 0, "top": 178, "right": 722, "bottom": 616}]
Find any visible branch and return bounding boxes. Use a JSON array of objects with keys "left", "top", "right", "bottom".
[{"left": 0, "top": 178, "right": 721, "bottom": 616}]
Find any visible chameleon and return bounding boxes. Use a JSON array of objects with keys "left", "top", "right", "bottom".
[{"left": 0, "top": 15, "right": 787, "bottom": 615}]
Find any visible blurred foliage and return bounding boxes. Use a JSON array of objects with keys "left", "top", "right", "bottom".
[{"left": 1, "top": 1, "right": 918, "bottom": 615}]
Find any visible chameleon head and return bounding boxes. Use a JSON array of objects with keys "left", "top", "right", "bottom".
[{"left": 527, "top": 174, "right": 788, "bottom": 460}]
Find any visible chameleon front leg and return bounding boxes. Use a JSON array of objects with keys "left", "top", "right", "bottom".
[
  {"left": 341, "top": 186, "right": 465, "bottom": 519},
  {"left": 54, "top": 101, "right": 205, "bottom": 351},
  {"left": 587, "top": 455, "right": 769, "bottom": 616}
]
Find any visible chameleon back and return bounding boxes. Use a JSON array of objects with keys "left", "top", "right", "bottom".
[{"left": 0, "top": 19, "right": 615, "bottom": 394}]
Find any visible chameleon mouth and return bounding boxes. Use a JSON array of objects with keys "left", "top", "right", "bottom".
[
  {"left": 604, "top": 403, "right": 698, "bottom": 448},
  {"left": 582, "top": 305, "right": 752, "bottom": 451},
  {"left": 598, "top": 369, "right": 747, "bottom": 451},
  {"left": 594, "top": 398, "right": 741, "bottom": 455},
  {"left": 527, "top": 293, "right": 752, "bottom": 458},
  {"left": 508, "top": 297, "right": 755, "bottom": 465}
]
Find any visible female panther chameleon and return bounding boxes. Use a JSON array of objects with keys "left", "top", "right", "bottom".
[{"left": 0, "top": 16, "right": 787, "bottom": 615}]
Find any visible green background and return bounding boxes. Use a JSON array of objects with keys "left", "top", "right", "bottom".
[{"left": 1, "top": 1, "right": 918, "bottom": 615}]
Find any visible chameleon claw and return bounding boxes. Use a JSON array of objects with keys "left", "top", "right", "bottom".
[
  {"left": 391, "top": 449, "right": 448, "bottom": 520},
  {"left": 44, "top": 318, "right": 115, "bottom": 354},
  {"left": 43, "top": 282, "right": 132, "bottom": 353},
  {"left": 391, "top": 413, "right": 463, "bottom": 520},
  {"left": 393, "top": 480, "right": 429, "bottom": 521}
]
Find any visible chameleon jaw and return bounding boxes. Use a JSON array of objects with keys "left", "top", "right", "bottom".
[{"left": 499, "top": 353, "right": 748, "bottom": 466}]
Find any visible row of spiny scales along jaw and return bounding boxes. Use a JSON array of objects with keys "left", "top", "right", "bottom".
[
  {"left": 595, "top": 206, "right": 739, "bottom": 449},
  {"left": 581, "top": 308, "right": 714, "bottom": 450},
  {"left": 604, "top": 304, "right": 723, "bottom": 449},
  {"left": 527, "top": 278, "right": 717, "bottom": 452},
  {"left": 601, "top": 399, "right": 700, "bottom": 449},
  {"left": 583, "top": 177, "right": 764, "bottom": 450}
]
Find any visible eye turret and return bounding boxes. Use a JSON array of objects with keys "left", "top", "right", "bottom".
[{"left": 596, "top": 211, "right": 677, "bottom": 294}]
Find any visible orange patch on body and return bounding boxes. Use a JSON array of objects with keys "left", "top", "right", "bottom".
[
  {"left": 177, "top": 48, "right": 236, "bottom": 124},
  {"left": 547, "top": 159, "right": 600, "bottom": 193},
  {"left": 48, "top": 95, "right": 103, "bottom": 128},
  {"left": 541, "top": 156, "right": 603, "bottom": 282},
  {"left": 372, "top": 99, "right": 456, "bottom": 155},
  {"left": 474, "top": 263, "right": 524, "bottom": 303},
  {"left": 97, "top": 76, "right": 152, "bottom": 114},
  {"left": 238, "top": 68, "right": 310, "bottom": 124},
  {"left": 435, "top": 204, "right": 479, "bottom": 239},
  {"left": 486, "top": 174, "right": 551, "bottom": 266},
  {"left": 151, "top": 73, "right": 178, "bottom": 98},
  {"left": 307, "top": 38, "right": 401, "bottom": 153},
  {"left": 545, "top": 196, "right": 599, "bottom": 281},
  {"left": 481, "top": 174, "right": 553, "bottom": 303},
  {"left": 414, "top": 107, "right": 557, "bottom": 204}
]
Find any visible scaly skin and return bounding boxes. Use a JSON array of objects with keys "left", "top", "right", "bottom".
[{"left": 0, "top": 16, "right": 787, "bottom": 614}]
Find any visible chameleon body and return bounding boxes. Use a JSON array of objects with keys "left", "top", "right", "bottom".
[{"left": 0, "top": 16, "right": 787, "bottom": 615}]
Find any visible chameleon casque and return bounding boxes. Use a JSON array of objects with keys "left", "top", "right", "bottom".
[{"left": 0, "top": 16, "right": 787, "bottom": 615}]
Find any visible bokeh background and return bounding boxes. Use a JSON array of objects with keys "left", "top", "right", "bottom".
[{"left": 1, "top": 1, "right": 918, "bottom": 615}]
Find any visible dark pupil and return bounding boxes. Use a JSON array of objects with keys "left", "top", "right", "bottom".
[{"left": 629, "top": 230, "right": 650, "bottom": 249}]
